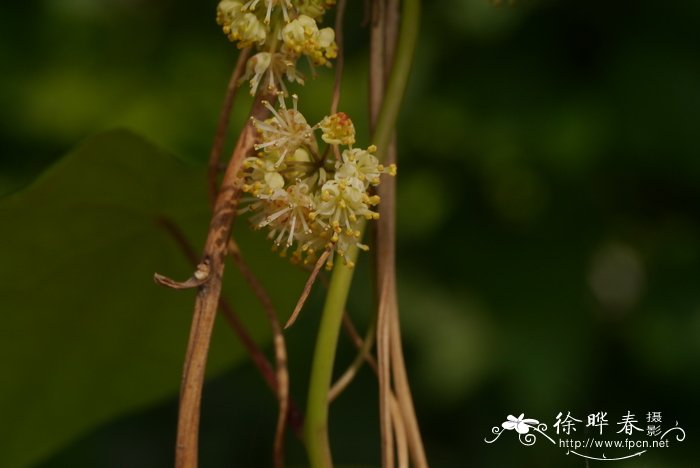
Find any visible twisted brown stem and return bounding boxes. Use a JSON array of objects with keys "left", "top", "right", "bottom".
[
  {"left": 174, "top": 92, "right": 270, "bottom": 468},
  {"left": 208, "top": 48, "right": 251, "bottom": 206}
]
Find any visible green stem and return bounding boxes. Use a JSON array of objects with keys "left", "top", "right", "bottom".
[
  {"left": 373, "top": 0, "right": 420, "bottom": 156},
  {"left": 303, "top": 259, "right": 356, "bottom": 468},
  {"left": 303, "top": 1, "right": 420, "bottom": 467}
]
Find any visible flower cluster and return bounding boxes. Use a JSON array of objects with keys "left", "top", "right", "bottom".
[
  {"left": 216, "top": 0, "right": 337, "bottom": 95},
  {"left": 240, "top": 95, "right": 396, "bottom": 268}
]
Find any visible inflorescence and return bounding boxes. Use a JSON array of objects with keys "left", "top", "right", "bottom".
[
  {"left": 239, "top": 95, "right": 396, "bottom": 268},
  {"left": 216, "top": 0, "right": 338, "bottom": 95},
  {"left": 217, "top": 1, "right": 391, "bottom": 267}
]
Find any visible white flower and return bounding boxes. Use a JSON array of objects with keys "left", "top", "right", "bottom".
[
  {"left": 282, "top": 15, "right": 338, "bottom": 66},
  {"left": 240, "top": 52, "right": 305, "bottom": 96},
  {"left": 340, "top": 146, "right": 396, "bottom": 187},
  {"left": 312, "top": 177, "right": 379, "bottom": 233},
  {"left": 241, "top": 154, "right": 286, "bottom": 196},
  {"left": 217, "top": 1, "right": 267, "bottom": 47},
  {"left": 258, "top": 182, "right": 314, "bottom": 248},
  {"left": 502, "top": 414, "right": 540, "bottom": 434},
  {"left": 334, "top": 160, "right": 359, "bottom": 181},
  {"left": 253, "top": 94, "right": 316, "bottom": 166}
]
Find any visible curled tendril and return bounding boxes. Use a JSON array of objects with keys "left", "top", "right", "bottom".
[
  {"left": 484, "top": 426, "right": 505, "bottom": 444},
  {"left": 485, "top": 420, "right": 556, "bottom": 446},
  {"left": 519, "top": 432, "right": 536, "bottom": 446},
  {"left": 660, "top": 423, "right": 686, "bottom": 442}
]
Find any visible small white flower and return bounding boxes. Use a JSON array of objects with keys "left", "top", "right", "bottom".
[
  {"left": 502, "top": 414, "right": 539, "bottom": 435},
  {"left": 334, "top": 161, "right": 359, "bottom": 181},
  {"left": 241, "top": 153, "right": 286, "bottom": 196},
  {"left": 216, "top": 1, "right": 267, "bottom": 47},
  {"left": 313, "top": 177, "right": 379, "bottom": 234},
  {"left": 256, "top": 182, "right": 314, "bottom": 249},
  {"left": 240, "top": 52, "right": 306, "bottom": 96},
  {"left": 340, "top": 146, "right": 396, "bottom": 187},
  {"left": 282, "top": 15, "right": 338, "bottom": 66},
  {"left": 253, "top": 94, "right": 316, "bottom": 166}
]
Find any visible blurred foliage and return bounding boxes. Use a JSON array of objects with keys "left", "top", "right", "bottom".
[
  {"left": 2, "top": 0, "right": 700, "bottom": 467},
  {"left": 0, "top": 131, "right": 306, "bottom": 467}
]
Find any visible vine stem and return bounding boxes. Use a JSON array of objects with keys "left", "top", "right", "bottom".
[
  {"left": 370, "top": 0, "right": 391, "bottom": 465},
  {"left": 157, "top": 217, "right": 303, "bottom": 437},
  {"left": 303, "top": 0, "right": 421, "bottom": 466},
  {"left": 208, "top": 47, "right": 251, "bottom": 206},
  {"left": 174, "top": 91, "right": 271, "bottom": 468},
  {"left": 330, "top": 0, "right": 347, "bottom": 114}
]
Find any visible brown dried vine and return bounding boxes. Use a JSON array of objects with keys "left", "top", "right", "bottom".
[
  {"left": 208, "top": 47, "right": 251, "bottom": 206},
  {"left": 373, "top": 0, "right": 428, "bottom": 466},
  {"left": 160, "top": 91, "right": 271, "bottom": 468},
  {"left": 156, "top": 217, "right": 303, "bottom": 438}
]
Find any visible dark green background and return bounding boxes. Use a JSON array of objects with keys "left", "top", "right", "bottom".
[{"left": 2, "top": 0, "right": 698, "bottom": 466}]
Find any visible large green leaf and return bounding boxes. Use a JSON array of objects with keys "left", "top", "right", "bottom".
[{"left": 0, "top": 130, "right": 304, "bottom": 467}]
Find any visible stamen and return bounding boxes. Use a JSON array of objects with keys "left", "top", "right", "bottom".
[
  {"left": 287, "top": 214, "right": 297, "bottom": 246},
  {"left": 258, "top": 206, "right": 291, "bottom": 227},
  {"left": 265, "top": 0, "right": 273, "bottom": 24}
]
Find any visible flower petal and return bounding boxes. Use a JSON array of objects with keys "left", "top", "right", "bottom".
[
  {"left": 515, "top": 422, "right": 530, "bottom": 434},
  {"left": 502, "top": 421, "right": 517, "bottom": 431}
]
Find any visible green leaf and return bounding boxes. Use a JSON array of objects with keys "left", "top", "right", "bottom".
[{"left": 0, "top": 129, "right": 304, "bottom": 467}]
